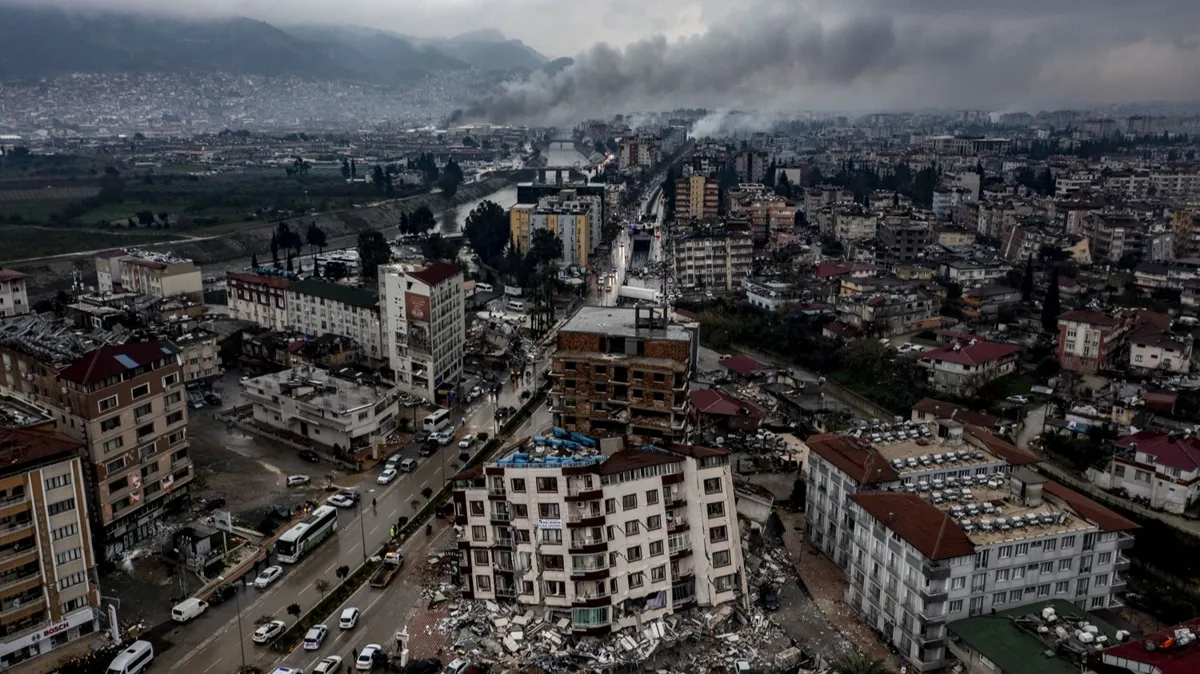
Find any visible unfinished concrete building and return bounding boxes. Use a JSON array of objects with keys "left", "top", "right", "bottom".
[{"left": 550, "top": 307, "right": 697, "bottom": 445}]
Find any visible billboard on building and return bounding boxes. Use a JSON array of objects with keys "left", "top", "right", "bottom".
[{"left": 405, "top": 292, "right": 430, "bottom": 323}]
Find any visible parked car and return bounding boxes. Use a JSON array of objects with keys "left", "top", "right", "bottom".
[
  {"left": 252, "top": 620, "right": 287, "bottom": 644},
  {"left": 171, "top": 597, "right": 208, "bottom": 623},
  {"left": 303, "top": 624, "right": 329, "bottom": 650},
  {"left": 419, "top": 441, "right": 438, "bottom": 456},
  {"left": 458, "top": 434, "right": 475, "bottom": 449},
  {"left": 299, "top": 449, "right": 321, "bottom": 463},
  {"left": 398, "top": 458, "right": 418, "bottom": 472},
  {"left": 377, "top": 468, "right": 398, "bottom": 485},
  {"left": 313, "top": 656, "right": 343, "bottom": 674},
  {"left": 286, "top": 475, "right": 310, "bottom": 487},
  {"left": 415, "top": 431, "right": 430, "bottom": 442},
  {"left": 1006, "top": 395, "right": 1030, "bottom": 405},
  {"left": 253, "top": 566, "right": 283, "bottom": 589},
  {"left": 328, "top": 493, "right": 357, "bottom": 508},
  {"left": 443, "top": 658, "right": 470, "bottom": 674},
  {"left": 356, "top": 644, "right": 381, "bottom": 670},
  {"left": 204, "top": 392, "right": 222, "bottom": 406},
  {"left": 339, "top": 607, "right": 360, "bottom": 629}
]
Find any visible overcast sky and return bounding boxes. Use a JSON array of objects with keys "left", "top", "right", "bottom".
[{"left": 17, "top": 0, "right": 1200, "bottom": 119}]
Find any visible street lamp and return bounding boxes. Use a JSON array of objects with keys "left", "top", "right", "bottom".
[
  {"left": 218, "top": 575, "right": 247, "bottom": 672},
  {"left": 357, "top": 502, "right": 368, "bottom": 563}
]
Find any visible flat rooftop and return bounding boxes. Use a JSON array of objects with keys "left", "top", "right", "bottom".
[
  {"left": 874, "top": 437, "right": 1006, "bottom": 476},
  {"left": 242, "top": 367, "right": 389, "bottom": 413},
  {"left": 0, "top": 394, "right": 53, "bottom": 428},
  {"left": 561, "top": 306, "right": 691, "bottom": 343}
]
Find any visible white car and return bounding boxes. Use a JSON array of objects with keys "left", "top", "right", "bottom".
[
  {"left": 1006, "top": 395, "right": 1030, "bottom": 405},
  {"left": 287, "top": 475, "right": 310, "bottom": 487},
  {"left": 273, "top": 668, "right": 305, "bottom": 674},
  {"left": 377, "top": 468, "right": 398, "bottom": 485},
  {"left": 252, "top": 619, "right": 287, "bottom": 644},
  {"left": 303, "top": 624, "right": 328, "bottom": 650},
  {"left": 458, "top": 434, "right": 474, "bottom": 449},
  {"left": 356, "top": 644, "right": 381, "bottom": 671},
  {"left": 253, "top": 565, "right": 283, "bottom": 589},
  {"left": 437, "top": 431, "right": 454, "bottom": 446},
  {"left": 313, "top": 656, "right": 344, "bottom": 674},
  {"left": 328, "top": 493, "right": 356, "bottom": 508},
  {"left": 339, "top": 607, "right": 359, "bottom": 629}
]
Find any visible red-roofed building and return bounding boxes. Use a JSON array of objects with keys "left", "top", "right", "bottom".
[
  {"left": 690, "top": 388, "right": 765, "bottom": 431},
  {"left": 849, "top": 492, "right": 976, "bottom": 561},
  {"left": 719, "top": 354, "right": 771, "bottom": 378},
  {"left": 1057, "top": 309, "right": 1133, "bottom": 374},
  {"left": 1095, "top": 431, "right": 1200, "bottom": 514},
  {"left": 911, "top": 398, "right": 1000, "bottom": 430},
  {"left": 814, "top": 261, "right": 875, "bottom": 281},
  {"left": 1090, "top": 617, "right": 1200, "bottom": 674},
  {"left": 227, "top": 271, "right": 293, "bottom": 331},
  {"left": 918, "top": 337, "right": 1021, "bottom": 395},
  {"left": 0, "top": 268, "right": 29, "bottom": 318}
]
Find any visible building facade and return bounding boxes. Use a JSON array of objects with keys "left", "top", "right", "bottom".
[
  {"left": 1090, "top": 431, "right": 1200, "bottom": 514},
  {"left": 510, "top": 192, "right": 601, "bottom": 269},
  {"left": 918, "top": 338, "right": 1021, "bottom": 396},
  {"left": 674, "top": 175, "right": 719, "bottom": 221},
  {"left": 0, "top": 270, "right": 29, "bottom": 318},
  {"left": 96, "top": 250, "right": 202, "bottom": 302},
  {"left": 378, "top": 263, "right": 465, "bottom": 403},
  {"left": 451, "top": 443, "right": 746, "bottom": 634},
  {"left": 226, "top": 272, "right": 293, "bottom": 332},
  {"left": 672, "top": 230, "right": 753, "bottom": 292},
  {"left": 286, "top": 279, "right": 383, "bottom": 363},
  {"left": 241, "top": 367, "right": 398, "bottom": 451},
  {"left": 1056, "top": 310, "right": 1131, "bottom": 374}
]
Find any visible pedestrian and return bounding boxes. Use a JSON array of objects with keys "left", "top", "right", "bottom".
[{"left": 352, "top": 647, "right": 358, "bottom": 662}]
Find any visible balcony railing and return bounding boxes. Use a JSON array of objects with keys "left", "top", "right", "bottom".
[
  {"left": 567, "top": 512, "right": 603, "bottom": 523},
  {"left": 0, "top": 596, "right": 44, "bottom": 618},
  {"left": 570, "top": 563, "right": 608, "bottom": 576},
  {"left": 567, "top": 485, "right": 600, "bottom": 497},
  {"left": 490, "top": 511, "right": 513, "bottom": 522},
  {"left": 0, "top": 573, "right": 40, "bottom": 594},
  {"left": 1114, "top": 555, "right": 1131, "bottom": 571},
  {"left": 0, "top": 522, "right": 34, "bottom": 539},
  {"left": 487, "top": 488, "right": 507, "bottom": 498},
  {"left": 495, "top": 586, "right": 516, "bottom": 598},
  {"left": 0, "top": 494, "right": 29, "bottom": 509},
  {"left": 0, "top": 546, "right": 37, "bottom": 566}
]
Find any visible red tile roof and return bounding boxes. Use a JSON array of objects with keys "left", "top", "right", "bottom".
[
  {"left": 1042, "top": 481, "right": 1138, "bottom": 532},
  {"left": 674, "top": 308, "right": 698, "bottom": 321},
  {"left": 963, "top": 425, "right": 1039, "bottom": 466},
  {"left": 919, "top": 338, "right": 1020, "bottom": 366},
  {"left": 227, "top": 271, "right": 292, "bottom": 290},
  {"left": 665, "top": 443, "right": 729, "bottom": 459},
  {"left": 806, "top": 434, "right": 899, "bottom": 485},
  {"left": 60, "top": 341, "right": 178, "bottom": 386},
  {"left": 0, "top": 427, "right": 81, "bottom": 472},
  {"left": 0, "top": 269, "right": 28, "bottom": 282},
  {"left": 850, "top": 492, "right": 975, "bottom": 561},
  {"left": 911, "top": 398, "right": 1000, "bottom": 429},
  {"left": 1058, "top": 309, "right": 1119, "bottom": 327},
  {"left": 1117, "top": 431, "right": 1200, "bottom": 472},
  {"left": 690, "top": 389, "right": 766, "bottom": 418},
  {"left": 814, "top": 261, "right": 873, "bottom": 280},
  {"left": 720, "top": 355, "right": 770, "bottom": 377},
  {"left": 1092, "top": 617, "right": 1200, "bottom": 674},
  {"left": 408, "top": 262, "right": 461, "bottom": 287},
  {"left": 598, "top": 448, "right": 683, "bottom": 476}
]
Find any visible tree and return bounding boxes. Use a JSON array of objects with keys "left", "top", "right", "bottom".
[
  {"left": 276, "top": 221, "right": 302, "bottom": 254},
  {"left": 1021, "top": 257, "right": 1035, "bottom": 303},
  {"left": 830, "top": 654, "right": 890, "bottom": 674},
  {"left": 341, "top": 158, "right": 351, "bottom": 180},
  {"left": 462, "top": 200, "right": 508, "bottom": 264},
  {"left": 286, "top": 252, "right": 294, "bottom": 273},
  {"left": 335, "top": 565, "right": 350, "bottom": 581},
  {"left": 775, "top": 171, "right": 792, "bottom": 198},
  {"left": 270, "top": 232, "right": 280, "bottom": 267},
  {"left": 373, "top": 165, "right": 386, "bottom": 193},
  {"left": 528, "top": 229, "right": 564, "bottom": 267},
  {"left": 410, "top": 205, "right": 436, "bottom": 236},
  {"left": 286, "top": 603, "right": 301, "bottom": 619},
  {"left": 1041, "top": 267, "right": 1061, "bottom": 333},
  {"left": 251, "top": 252, "right": 259, "bottom": 269},
  {"left": 314, "top": 579, "right": 330, "bottom": 598},
  {"left": 357, "top": 230, "right": 392, "bottom": 282},
  {"left": 324, "top": 261, "right": 348, "bottom": 280},
  {"left": 305, "top": 221, "right": 327, "bottom": 264},
  {"left": 350, "top": 159, "right": 357, "bottom": 178},
  {"left": 420, "top": 233, "right": 458, "bottom": 262},
  {"left": 420, "top": 487, "right": 433, "bottom": 499},
  {"left": 439, "top": 158, "right": 464, "bottom": 199}
]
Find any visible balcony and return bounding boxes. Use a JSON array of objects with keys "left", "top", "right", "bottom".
[
  {"left": 1111, "top": 574, "right": 1127, "bottom": 593},
  {"left": 570, "top": 563, "right": 609, "bottom": 579},
  {"left": 1116, "top": 533, "right": 1135, "bottom": 550},
  {"left": 663, "top": 491, "right": 684, "bottom": 507},
  {"left": 667, "top": 516, "right": 688, "bottom": 533},
  {"left": 490, "top": 511, "right": 513, "bottom": 523},
  {"left": 495, "top": 586, "right": 517, "bottom": 599},
  {"left": 920, "top": 586, "right": 948, "bottom": 603},
  {"left": 567, "top": 511, "right": 605, "bottom": 527},
  {"left": 0, "top": 522, "right": 34, "bottom": 546},
  {"left": 0, "top": 573, "right": 40, "bottom": 596},
  {"left": 568, "top": 537, "right": 606, "bottom": 553},
  {"left": 0, "top": 495, "right": 29, "bottom": 518},
  {"left": 493, "top": 536, "right": 515, "bottom": 549},
  {"left": 0, "top": 546, "right": 37, "bottom": 572},
  {"left": 0, "top": 595, "right": 45, "bottom": 620},
  {"left": 487, "top": 488, "right": 507, "bottom": 500},
  {"left": 566, "top": 484, "right": 602, "bottom": 500},
  {"left": 1114, "top": 555, "right": 1131, "bottom": 571}
]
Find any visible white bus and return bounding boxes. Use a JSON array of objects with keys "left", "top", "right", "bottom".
[
  {"left": 423, "top": 408, "right": 451, "bottom": 434},
  {"left": 275, "top": 505, "right": 338, "bottom": 564}
]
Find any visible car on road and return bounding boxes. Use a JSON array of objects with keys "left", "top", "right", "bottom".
[
  {"left": 286, "top": 475, "right": 310, "bottom": 487},
  {"left": 303, "top": 624, "right": 329, "bottom": 650},
  {"left": 313, "top": 656, "right": 344, "bottom": 674},
  {"left": 1006, "top": 395, "right": 1030, "bottom": 405},
  {"left": 299, "top": 449, "right": 321, "bottom": 463},
  {"left": 377, "top": 468, "right": 398, "bottom": 485},
  {"left": 253, "top": 565, "right": 283, "bottom": 589},
  {"left": 339, "top": 607, "right": 359, "bottom": 629},
  {"left": 419, "top": 440, "right": 438, "bottom": 456},
  {"left": 436, "top": 431, "right": 454, "bottom": 446},
  {"left": 443, "top": 658, "right": 470, "bottom": 674},
  {"left": 385, "top": 454, "right": 402, "bottom": 470},
  {"left": 273, "top": 668, "right": 304, "bottom": 674},
  {"left": 356, "top": 644, "right": 381, "bottom": 670},
  {"left": 327, "top": 489, "right": 360, "bottom": 508},
  {"left": 760, "top": 585, "right": 780, "bottom": 611},
  {"left": 458, "top": 434, "right": 474, "bottom": 449},
  {"left": 415, "top": 430, "right": 430, "bottom": 442},
  {"left": 252, "top": 620, "right": 287, "bottom": 644},
  {"left": 399, "top": 458, "right": 417, "bottom": 472}
]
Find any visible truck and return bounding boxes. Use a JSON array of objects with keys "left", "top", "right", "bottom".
[
  {"left": 617, "top": 285, "right": 663, "bottom": 303},
  {"left": 370, "top": 552, "right": 404, "bottom": 588}
]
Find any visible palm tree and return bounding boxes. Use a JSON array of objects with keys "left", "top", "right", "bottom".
[{"left": 830, "top": 654, "right": 891, "bottom": 674}]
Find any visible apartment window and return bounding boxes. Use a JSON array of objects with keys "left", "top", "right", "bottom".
[
  {"left": 165, "top": 392, "right": 182, "bottom": 407},
  {"left": 622, "top": 494, "right": 638, "bottom": 510},
  {"left": 55, "top": 547, "right": 82, "bottom": 565},
  {"left": 473, "top": 550, "right": 490, "bottom": 566},
  {"left": 106, "top": 457, "right": 125, "bottom": 474},
  {"left": 1016, "top": 543, "right": 1030, "bottom": 556},
  {"left": 470, "top": 501, "right": 485, "bottom": 516},
  {"left": 1009, "top": 589, "right": 1023, "bottom": 602},
  {"left": 102, "top": 437, "right": 123, "bottom": 453},
  {"left": 1013, "top": 567, "right": 1026, "bottom": 581},
  {"left": 136, "top": 423, "right": 154, "bottom": 439},
  {"left": 544, "top": 580, "right": 565, "bottom": 596},
  {"left": 108, "top": 477, "right": 129, "bottom": 493},
  {"left": 625, "top": 521, "right": 640, "bottom": 536},
  {"left": 163, "top": 373, "right": 179, "bottom": 387},
  {"left": 710, "top": 525, "right": 728, "bottom": 543},
  {"left": 541, "top": 555, "right": 565, "bottom": 571},
  {"left": 1062, "top": 535, "right": 1076, "bottom": 549},
  {"left": 44, "top": 474, "right": 72, "bottom": 491},
  {"left": 52, "top": 523, "right": 79, "bottom": 541},
  {"left": 992, "top": 592, "right": 1006, "bottom": 607},
  {"left": 1037, "top": 584, "right": 1051, "bottom": 597},
  {"left": 1091, "top": 596, "right": 1106, "bottom": 609},
  {"left": 1098, "top": 552, "right": 1113, "bottom": 565},
  {"left": 131, "top": 383, "right": 150, "bottom": 399},
  {"left": 650, "top": 540, "right": 664, "bottom": 557},
  {"left": 1044, "top": 539, "right": 1057, "bottom": 552},
  {"left": 139, "top": 443, "right": 158, "bottom": 461},
  {"left": 652, "top": 565, "right": 665, "bottom": 582},
  {"left": 133, "top": 403, "right": 152, "bottom": 419},
  {"left": 511, "top": 478, "right": 526, "bottom": 493},
  {"left": 626, "top": 545, "right": 643, "bottom": 562},
  {"left": 471, "top": 526, "right": 487, "bottom": 541},
  {"left": 171, "top": 448, "right": 188, "bottom": 464},
  {"left": 538, "top": 503, "right": 560, "bottom": 519},
  {"left": 629, "top": 572, "right": 644, "bottom": 588},
  {"left": 166, "top": 411, "right": 184, "bottom": 425},
  {"left": 144, "top": 480, "right": 162, "bottom": 497},
  {"left": 537, "top": 477, "right": 559, "bottom": 493},
  {"left": 646, "top": 489, "right": 659, "bottom": 505},
  {"left": 713, "top": 550, "right": 732, "bottom": 568},
  {"left": 59, "top": 571, "right": 87, "bottom": 591},
  {"left": 707, "top": 502, "right": 725, "bottom": 519},
  {"left": 645, "top": 515, "right": 662, "bottom": 531},
  {"left": 62, "top": 597, "right": 89, "bottom": 614},
  {"left": 513, "top": 504, "right": 528, "bottom": 519},
  {"left": 1054, "top": 581, "right": 1070, "bottom": 594},
  {"left": 995, "top": 569, "right": 1010, "bottom": 583},
  {"left": 703, "top": 478, "right": 722, "bottom": 494},
  {"left": 951, "top": 577, "right": 966, "bottom": 590},
  {"left": 949, "top": 600, "right": 964, "bottom": 613},
  {"left": 475, "top": 575, "right": 492, "bottom": 592},
  {"left": 100, "top": 417, "right": 121, "bottom": 433},
  {"left": 1058, "top": 559, "right": 1073, "bottom": 572},
  {"left": 1095, "top": 573, "right": 1110, "bottom": 587},
  {"left": 604, "top": 498, "right": 616, "bottom": 514},
  {"left": 998, "top": 545, "right": 1012, "bottom": 559},
  {"left": 541, "top": 529, "right": 563, "bottom": 544},
  {"left": 98, "top": 395, "right": 118, "bottom": 412}
]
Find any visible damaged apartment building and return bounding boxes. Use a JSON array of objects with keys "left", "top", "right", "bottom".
[
  {"left": 805, "top": 418, "right": 1136, "bottom": 672},
  {"left": 451, "top": 442, "right": 747, "bottom": 635},
  {"left": 550, "top": 306, "right": 698, "bottom": 446}
]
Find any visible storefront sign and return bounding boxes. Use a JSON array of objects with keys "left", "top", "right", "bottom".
[{"left": 0, "top": 607, "right": 94, "bottom": 657}]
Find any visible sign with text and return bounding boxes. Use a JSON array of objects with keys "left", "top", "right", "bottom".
[{"left": 404, "top": 292, "right": 430, "bottom": 323}]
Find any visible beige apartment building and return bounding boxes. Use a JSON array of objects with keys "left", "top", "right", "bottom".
[
  {"left": 0, "top": 427, "right": 101, "bottom": 670},
  {"left": 95, "top": 250, "right": 203, "bottom": 302},
  {"left": 674, "top": 175, "right": 720, "bottom": 220},
  {"left": 0, "top": 270, "right": 29, "bottom": 319},
  {"left": 452, "top": 443, "right": 746, "bottom": 634},
  {"left": 378, "top": 262, "right": 465, "bottom": 403}
]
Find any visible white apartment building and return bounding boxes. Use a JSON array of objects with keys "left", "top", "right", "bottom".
[
  {"left": 805, "top": 431, "right": 1135, "bottom": 672},
  {"left": 833, "top": 206, "right": 878, "bottom": 244},
  {"left": 286, "top": 279, "right": 384, "bottom": 363},
  {"left": 95, "top": 250, "right": 203, "bottom": 301},
  {"left": 1090, "top": 431, "right": 1200, "bottom": 514},
  {"left": 241, "top": 367, "right": 398, "bottom": 451},
  {"left": 932, "top": 187, "right": 974, "bottom": 222},
  {"left": 672, "top": 230, "right": 753, "bottom": 292},
  {"left": 1150, "top": 170, "right": 1200, "bottom": 201},
  {"left": 378, "top": 262, "right": 465, "bottom": 403},
  {"left": 226, "top": 272, "right": 292, "bottom": 331},
  {"left": 1127, "top": 329, "right": 1192, "bottom": 375},
  {"left": 0, "top": 269, "right": 29, "bottom": 318},
  {"left": 452, "top": 444, "right": 746, "bottom": 634}
]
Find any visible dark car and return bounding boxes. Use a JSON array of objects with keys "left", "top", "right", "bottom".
[
  {"left": 520, "top": 390, "right": 532, "bottom": 400},
  {"left": 338, "top": 489, "right": 361, "bottom": 505},
  {"left": 402, "top": 658, "right": 443, "bottom": 674},
  {"left": 207, "top": 584, "right": 238, "bottom": 605},
  {"left": 298, "top": 449, "right": 321, "bottom": 463},
  {"left": 415, "top": 430, "right": 430, "bottom": 442},
  {"left": 760, "top": 585, "right": 780, "bottom": 611},
  {"left": 204, "top": 392, "right": 222, "bottom": 406},
  {"left": 419, "top": 440, "right": 438, "bottom": 456},
  {"left": 203, "top": 497, "right": 227, "bottom": 512}
]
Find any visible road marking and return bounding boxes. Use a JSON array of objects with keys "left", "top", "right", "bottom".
[
  {"left": 203, "top": 658, "right": 222, "bottom": 672},
  {"left": 369, "top": 525, "right": 380, "bottom": 536}
]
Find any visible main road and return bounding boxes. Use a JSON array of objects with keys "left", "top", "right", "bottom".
[{"left": 159, "top": 373, "right": 544, "bottom": 673}]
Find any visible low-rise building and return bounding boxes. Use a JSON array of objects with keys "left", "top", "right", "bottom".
[
  {"left": 226, "top": 271, "right": 293, "bottom": 331},
  {"left": 0, "top": 269, "right": 29, "bottom": 318},
  {"left": 835, "top": 292, "right": 941, "bottom": 336},
  {"left": 1056, "top": 310, "right": 1133, "bottom": 375},
  {"left": 1089, "top": 616, "right": 1200, "bottom": 674},
  {"left": 241, "top": 366, "right": 398, "bottom": 451},
  {"left": 947, "top": 599, "right": 1118, "bottom": 674},
  {"left": 961, "top": 286, "right": 1021, "bottom": 323},
  {"left": 1090, "top": 431, "right": 1200, "bottom": 514},
  {"left": 451, "top": 442, "right": 746, "bottom": 634},
  {"left": 286, "top": 279, "right": 383, "bottom": 363},
  {"left": 1128, "top": 328, "right": 1192, "bottom": 375},
  {"left": 918, "top": 337, "right": 1021, "bottom": 396},
  {"left": 96, "top": 249, "right": 203, "bottom": 302},
  {"left": 936, "top": 261, "right": 1012, "bottom": 287}
]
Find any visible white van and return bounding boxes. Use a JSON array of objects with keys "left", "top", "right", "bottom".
[
  {"left": 506, "top": 300, "right": 525, "bottom": 311},
  {"left": 171, "top": 597, "right": 208, "bottom": 623},
  {"left": 107, "top": 640, "right": 154, "bottom": 674},
  {"left": 476, "top": 282, "right": 494, "bottom": 293}
]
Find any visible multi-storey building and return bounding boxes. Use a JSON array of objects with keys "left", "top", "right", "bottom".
[
  {"left": 241, "top": 367, "right": 397, "bottom": 452},
  {"left": 1128, "top": 327, "right": 1192, "bottom": 375},
  {"left": 226, "top": 271, "right": 293, "bottom": 331},
  {"left": 805, "top": 429, "right": 1135, "bottom": 672},
  {"left": 378, "top": 262, "right": 465, "bottom": 403},
  {"left": 95, "top": 250, "right": 202, "bottom": 302},
  {"left": 1090, "top": 431, "right": 1200, "bottom": 514},
  {"left": 0, "top": 427, "right": 101, "bottom": 670},
  {"left": 730, "top": 193, "right": 797, "bottom": 245},
  {"left": 833, "top": 205, "right": 878, "bottom": 244},
  {"left": 286, "top": 279, "right": 383, "bottom": 363},
  {"left": 834, "top": 292, "right": 941, "bottom": 337},
  {"left": 878, "top": 220, "right": 932, "bottom": 266},
  {"left": 1103, "top": 171, "right": 1151, "bottom": 201},
  {"left": 671, "top": 230, "right": 753, "bottom": 292},
  {"left": 1171, "top": 208, "right": 1200, "bottom": 258},
  {"left": 1056, "top": 310, "right": 1133, "bottom": 374},
  {"left": 171, "top": 328, "right": 220, "bottom": 384},
  {"left": 917, "top": 337, "right": 1021, "bottom": 396},
  {"left": 674, "top": 175, "right": 719, "bottom": 220},
  {"left": 619, "top": 135, "right": 661, "bottom": 171},
  {"left": 0, "top": 270, "right": 29, "bottom": 318},
  {"left": 509, "top": 191, "right": 601, "bottom": 268},
  {"left": 550, "top": 306, "right": 695, "bottom": 445},
  {"left": 1083, "top": 213, "right": 1145, "bottom": 265},
  {"left": 451, "top": 443, "right": 746, "bottom": 634},
  {"left": 734, "top": 150, "right": 768, "bottom": 183}
]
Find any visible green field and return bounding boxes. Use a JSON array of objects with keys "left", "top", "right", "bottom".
[
  {"left": 0, "top": 226, "right": 182, "bottom": 263},
  {"left": 75, "top": 201, "right": 184, "bottom": 224}
]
